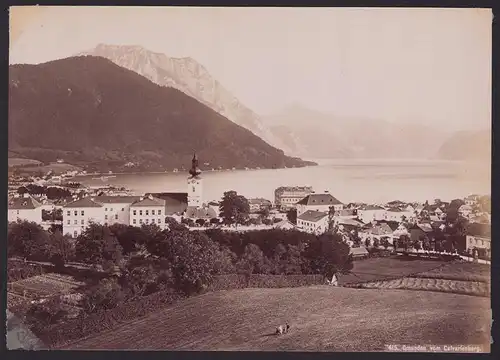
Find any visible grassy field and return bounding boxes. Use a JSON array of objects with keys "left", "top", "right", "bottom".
[
  {"left": 19, "top": 162, "right": 82, "bottom": 175},
  {"left": 338, "top": 257, "right": 445, "bottom": 285},
  {"left": 62, "top": 286, "right": 491, "bottom": 351},
  {"left": 354, "top": 278, "right": 490, "bottom": 297},
  {"left": 8, "top": 158, "right": 43, "bottom": 168},
  {"left": 414, "top": 262, "right": 491, "bottom": 283}
]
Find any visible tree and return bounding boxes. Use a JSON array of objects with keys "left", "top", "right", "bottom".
[
  {"left": 399, "top": 235, "right": 411, "bottom": 251},
  {"left": 258, "top": 207, "right": 270, "bottom": 221},
  {"left": 381, "top": 238, "right": 390, "bottom": 250},
  {"left": 144, "top": 229, "right": 172, "bottom": 258},
  {"left": 271, "top": 243, "right": 288, "bottom": 274},
  {"left": 165, "top": 217, "right": 187, "bottom": 231},
  {"left": 262, "top": 218, "right": 272, "bottom": 226},
  {"left": 109, "top": 224, "right": 143, "bottom": 254},
  {"left": 327, "top": 206, "right": 338, "bottom": 233},
  {"left": 219, "top": 191, "right": 250, "bottom": 226},
  {"left": 195, "top": 218, "right": 206, "bottom": 227},
  {"left": 119, "top": 263, "right": 161, "bottom": 299},
  {"left": 25, "top": 296, "right": 67, "bottom": 332},
  {"left": 209, "top": 218, "right": 220, "bottom": 226},
  {"left": 81, "top": 278, "right": 126, "bottom": 313},
  {"left": 304, "top": 233, "right": 353, "bottom": 281},
  {"left": 286, "top": 208, "right": 297, "bottom": 225},
  {"left": 236, "top": 243, "right": 271, "bottom": 275},
  {"left": 8, "top": 220, "right": 51, "bottom": 261},
  {"left": 364, "top": 238, "right": 371, "bottom": 247},
  {"left": 75, "top": 223, "right": 123, "bottom": 265},
  {"left": 48, "top": 230, "right": 75, "bottom": 269},
  {"left": 165, "top": 230, "right": 229, "bottom": 294},
  {"left": 372, "top": 238, "right": 380, "bottom": 248},
  {"left": 449, "top": 199, "right": 465, "bottom": 210}
]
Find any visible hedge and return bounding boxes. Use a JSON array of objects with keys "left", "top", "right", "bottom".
[
  {"left": 41, "top": 289, "right": 185, "bottom": 348},
  {"left": 205, "top": 274, "right": 248, "bottom": 292},
  {"left": 248, "top": 274, "right": 324, "bottom": 288},
  {"left": 206, "top": 274, "right": 325, "bottom": 291}
]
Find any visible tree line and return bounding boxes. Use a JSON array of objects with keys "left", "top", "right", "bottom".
[{"left": 8, "top": 217, "right": 353, "bottom": 333}]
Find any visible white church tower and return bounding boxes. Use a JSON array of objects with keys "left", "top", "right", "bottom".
[{"left": 187, "top": 153, "right": 203, "bottom": 208}]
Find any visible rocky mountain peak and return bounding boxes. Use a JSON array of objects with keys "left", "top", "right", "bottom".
[{"left": 76, "top": 43, "right": 286, "bottom": 153}]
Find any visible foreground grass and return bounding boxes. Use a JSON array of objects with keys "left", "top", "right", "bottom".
[{"left": 62, "top": 286, "right": 491, "bottom": 351}]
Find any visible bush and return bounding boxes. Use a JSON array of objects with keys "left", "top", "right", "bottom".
[
  {"left": 368, "top": 247, "right": 392, "bottom": 258},
  {"left": 39, "top": 289, "right": 184, "bottom": 348},
  {"left": 7, "top": 260, "right": 45, "bottom": 282}
]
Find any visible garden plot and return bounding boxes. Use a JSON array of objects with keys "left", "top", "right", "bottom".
[{"left": 8, "top": 274, "right": 85, "bottom": 299}]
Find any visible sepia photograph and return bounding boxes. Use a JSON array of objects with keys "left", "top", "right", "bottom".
[{"left": 7, "top": 6, "right": 491, "bottom": 352}]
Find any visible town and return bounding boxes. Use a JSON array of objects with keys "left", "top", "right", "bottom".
[
  {"left": 8, "top": 155, "right": 491, "bottom": 259},
  {"left": 6, "top": 154, "right": 491, "bottom": 351},
  {"left": 8, "top": 154, "right": 491, "bottom": 262}
]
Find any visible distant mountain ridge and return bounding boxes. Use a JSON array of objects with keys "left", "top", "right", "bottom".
[
  {"left": 77, "top": 44, "right": 291, "bottom": 154},
  {"left": 437, "top": 129, "right": 491, "bottom": 162},
  {"left": 77, "top": 44, "right": 477, "bottom": 161},
  {"left": 8, "top": 56, "right": 315, "bottom": 172},
  {"left": 261, "top": 104, "right": 450, "bottom": 160}
]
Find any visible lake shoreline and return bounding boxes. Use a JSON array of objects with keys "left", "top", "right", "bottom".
[{"left": 74, "top": 160, "right": 490, "bottom": 205}]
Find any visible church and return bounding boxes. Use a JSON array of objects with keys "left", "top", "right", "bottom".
[{"left": 147, "top": 153, "right": 217, "bottom": 220}]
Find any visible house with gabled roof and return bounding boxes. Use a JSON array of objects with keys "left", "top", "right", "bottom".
[
  {"left": 296, "top": 210, "right": 329, "bottom": 235},
  {"left": 409, "top": 223, "right": 435, "bottom": 243},
  {"left": 357, "top": 205, "right": 386, "bottom": 224},
  {"left": 295, "top": 191, "right": 343, "bottom": 216},
  {"left": 466, "top": 222, "right": 491, "bottom": 252},
  {"left": 8, "top": 194, "right": 43, "bottom": 223},
  {"left": 146, "top": 192, "right": 188, "bottom": 216},
  {"left": 63, "top": 197, "right": 106, "bottom": 237},
  {"left": 273, "top": 219, "right": 296, "bottom": 231}
]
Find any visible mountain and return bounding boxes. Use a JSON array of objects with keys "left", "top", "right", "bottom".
[
  {"left": 8, "top": 56, "right": 315, "bottom": 173},
  {"left": 262, "top": 104, "right": 449, "bottom": 160},
  {"left": 76, "top": 44, "right": 290, "bottom": 153},
  {"left": 437, "top": 129, "right": 491, "bottom": 162}
]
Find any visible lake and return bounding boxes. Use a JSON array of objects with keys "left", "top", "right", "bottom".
[{"left": 76, "top": 159, "right": 490, "bottom": 204}]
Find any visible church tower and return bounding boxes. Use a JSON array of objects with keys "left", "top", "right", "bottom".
[{"left": 187, "top": 153, "right": 203, "bottom": 208}]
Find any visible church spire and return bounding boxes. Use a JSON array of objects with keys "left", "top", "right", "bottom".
[{"left": 189, "top": 152, "right": 202, "bottom": 177}]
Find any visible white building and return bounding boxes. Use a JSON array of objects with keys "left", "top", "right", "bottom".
[
  {"left": 384, "top": 208, "right": 414, "bottom": 222},
  {"left": 130, "top": 196, "right": 167, "bottom": 228},
  {"left": 63, "top": 197, "right": 105, "bottom": 238},
  {"left": 97, "top": 196, "right": 141, "bottom": 226},
  {"left": 459, "top": 204, "right": 473, "bottom": 218},
  {"left": 464, "top": 194, "right": 480, "bottom": 206},
  {"left": 274, "top": 186, "right": 313, "bottom": 211},
  {"left": 8, "top": 194, "right": 43, "bottom": 223},
  {"left": 357, "top": 205, "right": 387, "bottom": 224},
  {"left": 296, "top": 210, "right": 329, "bottom": 235},
  {"left": 296, "top": 192, "right": 343, "bottom": 216},
  {"left": 63, "top": 195, "right": 168, "bottom": 237}
]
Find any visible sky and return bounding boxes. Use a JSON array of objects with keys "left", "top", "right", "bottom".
[{"left": 10, "top": 6, "right": 492, "bottom": 131}]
